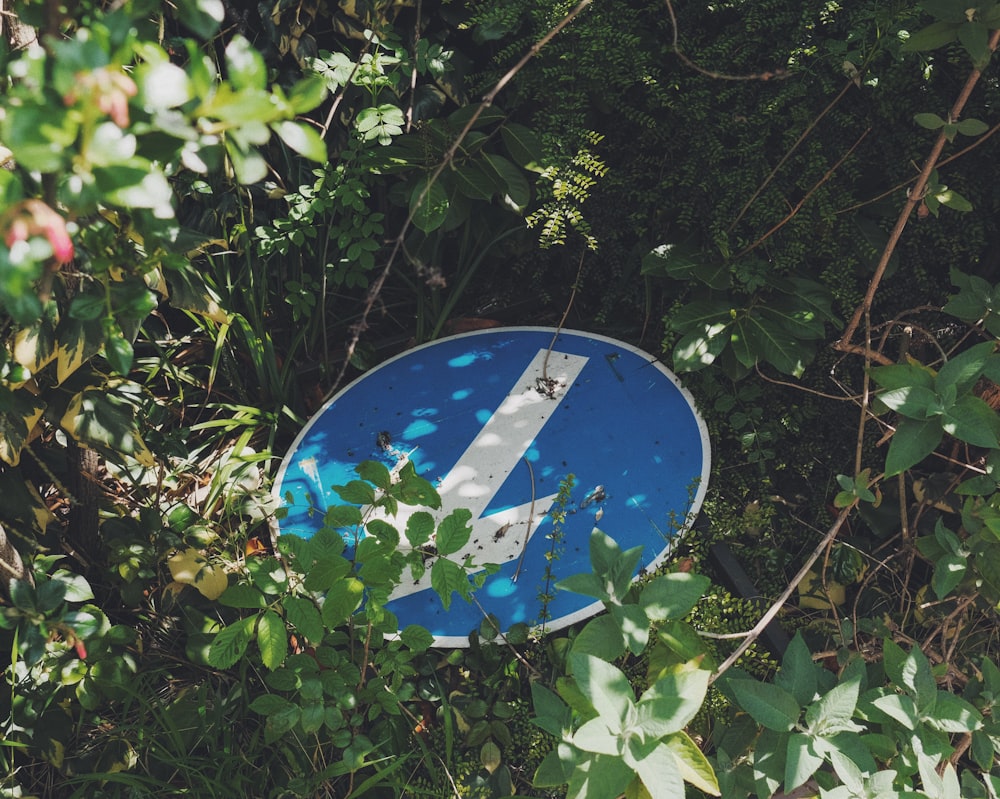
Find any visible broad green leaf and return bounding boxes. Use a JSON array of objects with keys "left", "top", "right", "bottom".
[
  {"left": 899, "top": 644, "right": 937, "bottom": 713},
  {"left": 741, "top": 314, "right": 812, "bottom": 377},
  {"left": 249, "top": 693, "right": 293, "bottom": 716},
  {"left": 588, "top": 527, "right": 622, "bottom": 581},
  {"left": 663, "top": 730, "right": 721, "bottom": 796},
  {"left": 225, "top": 138, "right": 268, "bottom": 184},
  {"left": 501, "top": 122, "right": 544, "bottom": 170},
  {"left": 775, "top": 633, "right": 819, "bottom": 708},
  {"left": 804, "top": 678, "right": 862, "bottom": 734},
  {"left": 303, "top": 556, "right": 350, "bottom": 592},
  {"left": 556, "top": 571, "right": 608, "bottom": 601},
  {"left": 914, "top": 112, "right": 946, "bottom": 130},
  {"left": 399, "top": 624, "right": 433, "bottom": 651},
  {"left": 668, "top": 299, "right": 731, "bottom": 333},
  {"left": 957, "top": 118, "right": 989, "bottom": 136},
  {"left": 932, "top": 553, "right": 967, "bottom": 598},
  {"left": 565, "top": 754, "right": 633, "bottom": 799},
  {"left": 639, "top": 573, "right": 710, "bottom": 621},
  {"left": 958, "top": 20, "right": 991, "bottom": 68},
  {"left": 225, "top": 35, "right": 267, "bottom": 91},
  {"left": 673, "top": 322, "right": 729, "bottom": 372},
  {"left": 257, "top": 609, "right": 287, "bottom": 670},
  {"left": 728, "top": 678, "right": 801, "bottom": 732},
  {"left": 633, "top": 741, "right": 685, "bottom": 799},
  {"left": 409, "top": 177, "right": 450, "bottom": 233},
  {"left": 533, "top": 743, "right": 580, "bottom": 787},
  {"left": 919, "top": 0, "right": 971, "bottom": 23},
  {"left": 871, "top": 362, "right": 936, "bottom": 391},
  {"left": 937, "top": 341, "right": 996, "bottom": 395},
  {"left": 405, "top": 511, "right": 435, "bottom": 548},
  {"left": 901, "top": 20, "right": 961, "bottom": 52},
  {"left": 573, "top": 614, "right": 627, "bottom": 662},
  {"left": 320, "top": 577, "right": 364, "bottom": 627},
  {"left": 282, "top": 596, "right": 324, "bottom": 644},
  {"left": 531, "top": 682, "right": 573, "bottom": 737},
  {"left": 454, "top": 162, "right": 499, "bottom": 200},
  {"left": 869, "top": 692, "right": 919, "bottom": 729},
  {"left": 94, "top": 163, "right": 173, "bottom": 215},
  {"left": 484, "top": 153, "right": 530, "bottom": 209},
  {"left": 0, "top": 387, "right": 45, "bottom": 466},
  {"left": 365, "top": 518, "right": 399, "bottom": 548},
  {"left": 430, "top": 556, "right": 468, "bottom": 610},
  {"left": 929, "top": 691, "right": 982, "bottom": 732},
  {"left": 395, "top": 461, "right": 440, "bottom": 507},
  {"left": 55, "top": 317, "right": 104, "bottom": 385},
  {"left": 271, "top": 120, "right": 327, "bottom": 162},
  {"left": 884, "top": 418, "right": 943, "bottom": 476},
  {"left": 60, "top": 386, "right": 155, "bottom": 466},
  {"left": 608, "top": 602, "right": 650, "bottom": 656},
  {"left": 13, "top": 311, "right": 58, "bottom": 374},
  {"left": 300, "top": 701, "right": 325, "bottom": 734},
  {"left": 334, "top": 479, "right": 375, "bottom": 505},
  {"left": 942, "top": 395, "right": 1000, "bottom": 448},
  {"left": 570, "top": 652, "right": 633, "bottom": 728},
  {"left": 357, "top": 460, "right": 391, "bottom": 490},
  {"left": 436, "top": 508, "right": 472, "bottom": 556},
  {"left": 637, "top": 665, "right": 711, "bottom": 736},
  {"left": 573, "top": 716, "right": 620, "bottom": 755},
  {"left": 288, "top": 74, "right": 328, "bottom": 114},
  {"left": 207, "top": 616, "right": 255, "bottom": 669},
  {"left": 875, "top": 385, "right": 939, "bottom": 418},
  {"left": 785, "top": 733, "right": 823, "bottom": 794},
  {"left": 219, "top": 583, "right": 266, "bottom": 609}
]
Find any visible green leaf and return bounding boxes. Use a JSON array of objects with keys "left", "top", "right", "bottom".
[
  {"left": 639, "top": 573, "right": 710, "bottom": 621},
  {"left": 937, "top": 341, "right": 996, "bottom": 395},
  {"left": 501, "top": 122, "right": 545, "bottom": 170},
  {"left": 740, "top": 313, "right": 813, "bottom": 377},
  {"left": 436, "top": 508, "right": 472, "bottom": 556},
  {"left": 566, "top": 755, "right": 633, "bottom": 799},
  {"left": 914, "top": 112, "right": 946, "bottom": 130},
  {"left": 775, "top": 633, "right": 819, "bottom": 708},
  {"left": 395, "top": 461, "right": 440, "bottom": 508},
  {"left": 868, "top": 693, "right": 919, "bottom": 729},
  {"left": 271, "top": 120, "right": 327, "bottom": 162},
  {"left": 930, "top": 691, "right": 982, "bottom": 732},
  {"left": 932, "top": 553, "right": 967, "bottom": 598},
  {"left": 399, "top": 624, "right": 434, "bottom": 651},
  {"left": 804, "top": 678, "right": 863, "bottom": 734},
  {"left": 957, "top": 117, "right": 990, "bottom": 136},
  {"left": 484, "top": 153, "right": 530, "bottom": 209},
  {"left": 570, "top": 652, "right": 633, "bottom": 727},
  {"left": 901, "top": 20, "right": 961, "bottom": 51},
  {"left": 303, "top": 557, "right": 351, "bottom": 592},
  {"left": 225, "top": 35, "right": 267, "bottom": 91},
  {"left": 668, "top": 299, "right": 731, "bottom": 333},
  {"left": 958, "top": 20, "right": 991, "bottom": 68},
  {"left": 637, "top": 665, "right": 711, "bottom": 736},
  {"left": 871, "top": 363, "right": 936, "bottom": 391},
  {"left": 573, "top": 614, "right": 627, "bottom": 662},
  {"left": 942, "top": 395, "right": 1000, "bottom": 447},
  {"left": 785, "top": 733, "right": 823, "bottom": 794},
  {"left": 728, "top": 678, "right": 801, "bottom": 732},
  {"left": 405, "top": 511, "right": 435, "bottom": 548},
  {"left": 283, "top": 595, "right": 324, "bottom": 644},
  {"left": 573, "top": 716, "right": 620, "bottom": 755},
  {"left": 633, "top": 740, "right": 685, "bottom": 799},
  {"left": 557, "top": 571, "right": 608, "bottom": 601},
  {"left": 454, "top": 163, "right": 499, "bottom": 200},
  {"left": 257, "top": 609, "right": 287, "bottom": 670},
  {"left": 334, "top": 479, "right": 376, "bottom": 505},
  {"left": 884, "top": 417, "right": 943, "bottom": 476},
  {"left": 410, "top": 177, "right": 450, "bottom": 233},
  {"left": 673, "top": 322, "right": 730, "bottom": 372},
  {"left": 208, "top": 616, "right": 256, "bottom": 669},
  {"left": 608, "top": 603, "right": 650, "bottom": 656},
  {"left": 533, "top": 743, "right": 579, "bottom": 787},
  {"left": 320, "top": 577, "right": 364, "bottom": 627},
  {"left": 219, "top": 583, "right": 266, "bottom": 609},
  {"left": 365, "top": 518, "right": 399, "bottom": 548},
  {"left": 357, "top": 460, "right": 391, "bottom": 491},
  {"left": 249, "top": 693, "right": 293, "bottom": 716},
  {"left": 663, "top": 730, "right": 721, "bottom": 796},
  {"left": 875, "top": 385, "right": 940, "bottom": 418},
  {"left": 430, "top": 557, "right": 469, "bottom": 611}
]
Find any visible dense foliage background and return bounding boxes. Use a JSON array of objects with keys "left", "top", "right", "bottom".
[{"left": 3, "top": 0, "right": 1000, "bottom": 796}]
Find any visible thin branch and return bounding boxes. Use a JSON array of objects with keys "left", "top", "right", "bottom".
[
  {"left": 730, "top": 80, "right": 856, "bottom": 231},
  {"left": 836, "top": 28, "right": 1000, "bottom": 354},
  {"left": 663, "top": 0, "right": 788, "bottom": 82},
  {"left": 735, "top": 128, "right": 871, "bottom": 259},
  {"left": 324, "top": 0, "right": 595, "bottom": 398},
  {"left": 710, "top": 506, "right": 853, "bottom": 684}
]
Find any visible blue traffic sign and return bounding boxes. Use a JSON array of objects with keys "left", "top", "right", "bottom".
[{"left": 274, "top": 327, "right": 710, "bottom": 647}]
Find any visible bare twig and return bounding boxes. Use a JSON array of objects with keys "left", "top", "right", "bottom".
[
  {"left": 735, "top": 128, "right": 870, "bottom": 258},
  {"left": 730, "top": 80, "right": 856, "bottom": 231},
  {"left": 836, "top": 28, "right": 1000, "bottom": 355},
  {"left": 512, "top": 457, "right": 536, "bottom": 582},
  {"left": 663, "top": 0, "right": 788, "bottom": 82},
  {"left": 710, "top": 506, "right": 853, "bottom": 684}
]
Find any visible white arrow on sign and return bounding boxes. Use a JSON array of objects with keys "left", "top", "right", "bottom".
[{"left": 384, "top": 348, "right": 589, "bottom": 600}]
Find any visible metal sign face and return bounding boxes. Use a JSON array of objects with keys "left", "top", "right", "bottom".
[{"left": 273, "top": 327, "right": 710, "bottom": 647}]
